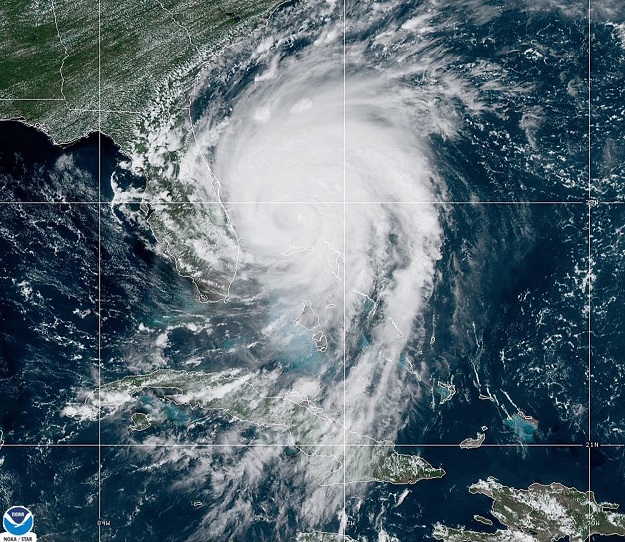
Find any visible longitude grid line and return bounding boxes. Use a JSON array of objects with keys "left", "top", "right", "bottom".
[
  {"left": 342, "top": 0, "right": 347, "bottom": 537},
  {"left": 587, "top": 0, "right": 592, "bottom": 540},
  {"left": 98, "top": 0, "right": 103, "bottom": 535}
]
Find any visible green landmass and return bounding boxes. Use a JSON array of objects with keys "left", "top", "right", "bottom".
[
  {"left": 1, "top": 0, "right": 284, "bottom": 300},
  {"left": 433, "top": 477, "right": 625, "bottom": 542},
  {"left": 142, "top": 202, "right": 240, "bottom": 302},
  {"left": 371, "top": 449, "right": 445, "bottom": 484},
  {"left": 129, "top": 412, "right": 151, "bottom": 431},
  {"left": 0, "top": 0, "right": 282, "bottom": 147},
  {"left": 84, "top": 369, "right": 445, "bottom": 485},
  {"left": 296, "top": 533, "right": 356, "bottom": 542}
]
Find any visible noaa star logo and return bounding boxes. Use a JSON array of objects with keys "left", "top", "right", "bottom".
[{"left": 2, "top": 507, "right": 34, "bottom": 539}]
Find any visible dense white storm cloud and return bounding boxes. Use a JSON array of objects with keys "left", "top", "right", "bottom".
[{"left": 87, "top": 0, "right": 501, "bottom": 536}]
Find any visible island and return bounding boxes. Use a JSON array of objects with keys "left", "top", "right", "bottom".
[
  {"left": 66, "top": 368, "right": 445, "bottom": 486},
  {"left": 371, "top": 451, "right": 445, "bottom": 484},
  {"left": 433, "top": 477, "right": 625, "bottom": 542},
  {"left": 296, "top": 533, "right": 356, "bottom": 542},
  {"left": 460, "top": 431, "right": 486, "bottom": 449},
  {"left": 129, "top": 412, "right": 151, "bottom": 431},
  {"left": 437, "top": 381, "right": 456, "bottom": 405}
]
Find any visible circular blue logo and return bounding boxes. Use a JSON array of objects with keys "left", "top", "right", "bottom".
[{"left": 3, "top": 506, "right": 33, "bottom": 535}]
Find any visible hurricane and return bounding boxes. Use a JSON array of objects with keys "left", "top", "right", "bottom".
[
  {"left": 191, "top": 0, "right": 459, "bottom": 432},
  {"left": 99, "top": 2, "right": 454, "bottom": 534}
]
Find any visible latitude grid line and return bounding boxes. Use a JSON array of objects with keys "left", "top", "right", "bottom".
[
  {"left": 0, "top": 2, "right": 607, "bottom": 541},
  {"left": 2, "top": 199, "right": 625, "bottom": 204},
  {"left": 0, "top": 443, "right": 597, "bottom": 448},
  {"left": 1, "top": 200, "right": 622, "bottom": 204}
]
